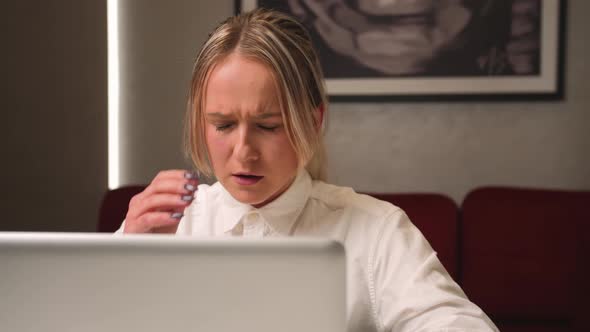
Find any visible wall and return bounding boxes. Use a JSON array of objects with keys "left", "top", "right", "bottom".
[
  {"left": 325, "top": 1, "right": 589, "bottom": 202},
  {"left": 119, "top": 0, "right": 589, "bottom": 203},
  {"left": 117, "top": 0, "right": 235, "bottom": 184},
  {"left": 1, "top": 1, "right": 107, "bottom": 231},
  {"left": 2, "top": 1, "right": 588, "bottom": 232}
]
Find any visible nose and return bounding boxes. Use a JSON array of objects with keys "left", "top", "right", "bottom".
[{"left": 234, "top": 126, "right": 259, "bottom": 163}]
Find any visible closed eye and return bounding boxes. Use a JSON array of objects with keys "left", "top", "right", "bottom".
[
  {"left": 257, "top": 124, "right": 280, "bottom": 132},
  {"left": 215, "top": 123, "right": 234, "bottom": 132}
]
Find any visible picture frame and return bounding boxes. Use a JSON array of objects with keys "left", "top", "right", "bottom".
[{"left": 236, "top": 0, "right": 566, "bottom": 101}]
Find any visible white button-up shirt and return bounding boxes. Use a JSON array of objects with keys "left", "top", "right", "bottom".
[{"left": 118, "top": 169, "right": 498, "bottom": 332}]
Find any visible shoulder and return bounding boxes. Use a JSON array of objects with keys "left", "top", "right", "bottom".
[{"left": 309, "top": 180, "right": 405, "bottom": 224}]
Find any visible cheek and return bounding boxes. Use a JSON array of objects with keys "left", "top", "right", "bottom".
[
  {"left": 270, "top": 135, "right": 299, "bottom": 167},
  {"left": 205, "top": 129, "right": 231, "bottom": 162}
]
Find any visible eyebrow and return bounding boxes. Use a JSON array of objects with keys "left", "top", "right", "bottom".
[{"left": 205, "top": 112, "right": 282, "bottom": 120}]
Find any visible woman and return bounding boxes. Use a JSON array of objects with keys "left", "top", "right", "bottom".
[{"left": 118, "top": 8, "right": 498, "bottom": 332}]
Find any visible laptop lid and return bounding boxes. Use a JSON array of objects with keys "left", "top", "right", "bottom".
[{"left": 0, "top": 232, "right": 346, "bottom": 332}]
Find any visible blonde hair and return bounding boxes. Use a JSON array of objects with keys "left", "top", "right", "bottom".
[{"left": 184, "top": 8, "right": 328, "bottom": 181}]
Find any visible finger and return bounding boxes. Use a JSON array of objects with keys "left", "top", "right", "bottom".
[
  {"left": 152, "top": 224, "right": 181, "bottom": 234},
  {"left": 141, "top": 170, "right": 199, "bottom": 199},
  {"left": 146, "top": 177, "right": 199, "bottom": 196},
  {"left": 144, "top": 211, "right": 183, "bottom": 230},
  {"left": 129, "top": 211, "right": 182, "bottom": 233},
  {"left": 127, "top": 193, "right": 194, "bottom": 219},
  {"left": 151, "top": 169, "right": 200, "bottom": 183},
  {"left": 170, "top": 206, "right": 187, "bottom": 214}
]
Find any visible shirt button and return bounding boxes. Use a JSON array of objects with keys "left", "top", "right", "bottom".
[
  {"left": 243, "top": 212, "right": 260, "bottom": 229},
  {"left": 246, "top": 212, "right": 259, "bottom": 222}
]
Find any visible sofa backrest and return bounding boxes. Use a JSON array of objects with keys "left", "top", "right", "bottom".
[
  {"left": 97, "top": 185, "right": 145, "bottom": 232},
  {"left": 461, "top": 186, "right": 590, "bottom": 332}
]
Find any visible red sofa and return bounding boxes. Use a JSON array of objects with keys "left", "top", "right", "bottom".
[
  {"left": 460, "top": 187, "right": 589, "bottom": 332},
  {"left": 98, "top": 186, "right": 589, "bottom": 331}
]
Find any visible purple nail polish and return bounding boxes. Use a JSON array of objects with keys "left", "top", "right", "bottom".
[
  {"left": 184, "top": 171, "right": 199, "bottom": 179},
  {"left": 171, "top": 212, "right": 183, "bottom": 219},
  {"left": 181, "top": 195, "right": 194, "bottom": 202},
  {"left": 184, "top": 183, "right": 196, "bottom": 191}
]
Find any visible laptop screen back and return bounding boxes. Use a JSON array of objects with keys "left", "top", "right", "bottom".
[{"left": 0, "top": 232, "right": 346, "bottom": 332}]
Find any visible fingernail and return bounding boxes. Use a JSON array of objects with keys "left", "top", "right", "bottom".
[
  {"left": 171, "top": 212, "right": 183, "bottom": 219},
  {"left": 184, "top": 183, "right": 196, "bottom": 191},
  {"left": 181, "top": 195, "right": 194, "bottom": 202},
  {"left": 184, "top": 171, "right": 199, "bottom": 179}
]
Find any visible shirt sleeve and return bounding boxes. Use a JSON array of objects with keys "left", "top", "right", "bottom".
[{"left": 369, "top": 209, "right": 498, "bottom": 332}]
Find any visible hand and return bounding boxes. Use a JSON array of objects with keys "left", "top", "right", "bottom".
[{"left": 123, "top": 170, "right": 199, "bottom": 234}]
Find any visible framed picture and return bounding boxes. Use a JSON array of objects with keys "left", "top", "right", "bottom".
[{"left": 237, "top": 0, "right": 566, "bottom": 101}]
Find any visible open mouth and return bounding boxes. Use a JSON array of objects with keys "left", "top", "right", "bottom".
[{"left": 232, "top": 173, "right": 264, "bottom": 185}]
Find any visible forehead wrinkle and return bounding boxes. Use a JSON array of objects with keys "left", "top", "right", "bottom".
[
  {"left": 204, "top": 110, "right": 282, "bottom": 121},
  {"left": 205, "top": 96, "right": 281, "bottom": 117},
  {"left": 203, "top": 54, "right": 282, "bottom": 120},
  {"left": 252, "top": 112, "right": 281, "bottom": 119},
  {"left": 205, "top": 112, "right": 232, "bottom": 119}
]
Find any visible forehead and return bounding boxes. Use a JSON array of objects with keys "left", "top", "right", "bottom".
[{"left": 204, "top": 53, "right": 281, "bottom": 114}]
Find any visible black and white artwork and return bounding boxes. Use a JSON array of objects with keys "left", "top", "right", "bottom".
[{"left": 238, "top": 0, "right": 565, "bottom": 100}]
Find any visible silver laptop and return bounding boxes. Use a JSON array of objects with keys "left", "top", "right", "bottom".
[{"left": 0, "top": 232, "right": 346, "bottom": 332}]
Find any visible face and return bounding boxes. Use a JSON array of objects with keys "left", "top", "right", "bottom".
[{"left": 203, "top": 53, "right": 300, "bottom": 208}]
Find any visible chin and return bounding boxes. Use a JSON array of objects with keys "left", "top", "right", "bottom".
[{"left": 228, "top": 187, "right": 269, "bottom": 206}]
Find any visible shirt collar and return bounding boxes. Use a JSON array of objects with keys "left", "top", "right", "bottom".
[{"left": 218, "top": 168, "right": 312, "bottom": 236}]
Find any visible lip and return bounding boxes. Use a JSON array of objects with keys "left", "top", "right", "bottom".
[{"left": 232, "top": 173, "right": 264, "bottom": 186}]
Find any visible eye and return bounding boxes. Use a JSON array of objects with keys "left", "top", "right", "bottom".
[
  {"left": 215, "top": 123, "right": 234, "bottom": 132},
  {"left": 257, "top": 124, "right": 279, "bottom": 132}
]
